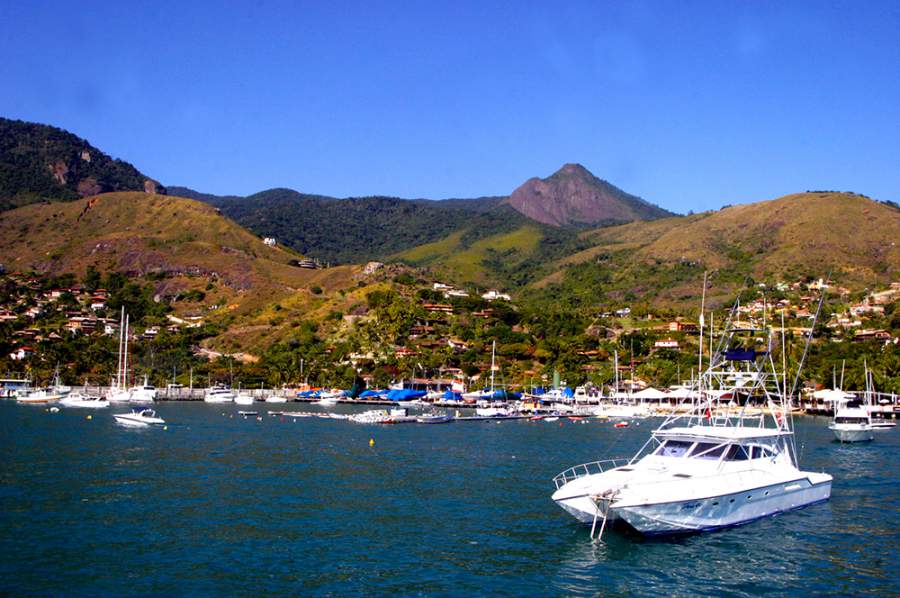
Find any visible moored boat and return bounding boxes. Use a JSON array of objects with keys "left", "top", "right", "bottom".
[
  {"left": 113, "top": 408, "right": 165, "bottom": 427},
  {"left": 551, "top": 286, "right": 832, "bottom": 538}
]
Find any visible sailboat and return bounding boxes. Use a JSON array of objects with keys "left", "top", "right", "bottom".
[
  {"left": 551, "top": 280, "right": 832, "bottom": 537},
  {"left": 107, "top": 309, "right": 132, "bottom": 402}
]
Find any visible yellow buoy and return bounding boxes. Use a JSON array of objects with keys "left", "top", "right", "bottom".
[
  {"left": 369, "top": 438, "right": 375, "bottom": 447},
  {"left": 163, "top": 425, "right": 168, "bottom": 430},
  {"left": 86, "top": 415, "right": 92, "bottom": 420}
]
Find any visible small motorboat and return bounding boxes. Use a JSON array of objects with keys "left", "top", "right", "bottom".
[
  {"left": 265, "top": 395, "right": 288, "bottom": 403},
  {"left": 545, "top": 417, "right": 560, "bottom": 422},
  {"left": 614, "top": 421, "right": 629, "bottom": 428},
  {"left": 59, "top": 392, "right": 109, "bottom": 409},
  {"left": 113, "top": 408, "right": 165, "bottom": 427},
  {"left": 234, "top": 393, "right": 255, "bottom": 405},
  {"left": 416, "top": 413, "right": 453, "bottom": 424},
  {"left": 238, "top": 410, "right": 258, "bottom": 417}
]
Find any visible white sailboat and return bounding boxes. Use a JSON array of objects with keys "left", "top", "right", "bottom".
[
  {"left": 551, "top": 279, "right": 832, "bottom": 537},
  {"left": 107, "top": 309, "right": 132, "bottom": 402}
]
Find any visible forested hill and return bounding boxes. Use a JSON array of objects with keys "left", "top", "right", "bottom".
[
  {"left": 181, "top": 186, "right": 526, "bottom": 264},
  {"left": 0, "top": 117, "right": 164, "bottom": 211}
]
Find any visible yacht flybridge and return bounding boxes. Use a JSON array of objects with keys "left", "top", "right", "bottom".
[{"left": 552, "top": 289, "right": 832, "bottom": 538}]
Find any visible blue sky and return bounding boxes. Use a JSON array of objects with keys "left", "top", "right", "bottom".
[{"left": 2, "top": 1, "right": 898, "bottom": 212}]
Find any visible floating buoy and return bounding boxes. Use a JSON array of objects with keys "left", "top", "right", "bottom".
[
  {"left": 369, "top": 438, "right": 375, "bottom": 447},
  {"left": 163, "top": 425, "right": 168, "bottom": 430},
  {"left": 50, "top": 407, "right": 59, "bottom": 413},
  {"left": 86, "top": 415, "right": 92, "bottom": 420},
  {"left": 257, "top": 416, "right": 263, "bottom": 422}
]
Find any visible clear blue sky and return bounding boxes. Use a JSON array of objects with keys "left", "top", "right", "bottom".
[{"left": 2, "top": 1, "right": 898, "bottom": 212}]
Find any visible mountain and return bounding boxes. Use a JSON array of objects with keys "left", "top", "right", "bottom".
[
  {"left": 530, "top": 191, "right": 900, "bottom": 309},
  {"left": 0, "top": 117, "right": 164, "bottom": 211},
  {"left": 0, "top": 192, "right": 361, "bottom": 324},
  {"left": 505, "top": 163, "right": 672, "bottom": 226},
  {"left": 177, "top": 187, "right": 520, "bottom": 264}
]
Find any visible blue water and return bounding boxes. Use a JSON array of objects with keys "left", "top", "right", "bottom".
[{"left": 1, "top": 402, "right": 897, "bottom": 597}]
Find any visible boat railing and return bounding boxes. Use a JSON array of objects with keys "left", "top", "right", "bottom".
[{"left": 552, "top": 459, "right": 631, "bottom": 490}]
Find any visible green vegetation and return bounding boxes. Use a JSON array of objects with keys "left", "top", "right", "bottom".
[{"left": 0, "top": 117, "right": 161, "bottom": 211}]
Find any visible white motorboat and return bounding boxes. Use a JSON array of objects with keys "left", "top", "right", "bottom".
[
  {"left": 315, "top": 396, "right": 340, "bottom": 406},
  {"left": 416, "top": 412, "right": 453, "bottom": 424},
  {"left": 129, "top": 376, "right": 157, "bottom": 403},
  {"left": 204, "top": 386, "right": 235, "bottom": 403},
  {"left": 349, "top": 409, "right": 393, "bottom": 424},
  {"left": 828, "top": 362, "right": 878, "bottom": 442},
  {"left": 15, "top": 388, "right": 63, "bottom": 404},
  {"left": 234, "top": 392, "right": 255, "bottom": 405},
  {"left": 829, "top": 399, "right": 874, "bottom": 443},
  {"left": 59, "top": 392, "right": 109, "bottom": 409},
  {"left": 265, "top": 395, "right": 288, "bottom": 403},
  {"left": 113, "top": 408, "right": 165, "bottom": 427},
  {"left": 551, "top": 293, "right": 832, "bottom": 537}
]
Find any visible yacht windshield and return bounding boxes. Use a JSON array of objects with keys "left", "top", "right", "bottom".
[
  {"left": 690, "top": 442, "right": 727, "bottom": 460},
  {"left": 656, "top": 440, "right": 693, "bottom": 457},
  {"left": 724, "top": 444, "right": 750, "bottom": 461},
  {"left": 835, "top": 417, "right": 869, "bottom": 424}
]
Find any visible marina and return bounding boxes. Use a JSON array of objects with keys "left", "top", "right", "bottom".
[{"left": 0, "top": 400, "right": 895, "bottom": 596}]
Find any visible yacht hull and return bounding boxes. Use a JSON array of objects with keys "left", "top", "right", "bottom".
[
  {"left": 829, "top": 425, "right": 873, "bottom": 443},
  {"left": 554, "top": 474, "right": 832, "bottom": 535}
]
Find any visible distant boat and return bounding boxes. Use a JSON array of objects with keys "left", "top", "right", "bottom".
[
  {"left": 129, "top": 376, "right": 157, "bottom": 403},
  {"left": 114, "top": 408, "right": 165, "bottom": 427},
  {"left": 15, "top": 388, "right": 61, "bottom": 404},
  {"left": 265, "top": 395, "right": 287, "bottom": 403},
  {"left": 234, "top": 392, "right": 254, "bottom": 405},
  {"left": 416, "top": 412, "right": 453, "bottom": 424},
  {"left": 59, "top": 392, "right": 109, "bottom": 409},
  {"left": 204, "top": 386, "right": 235, "bottom": 403},
  {"left": 829, "top": 362, "right": 876, "bottom": 443}
]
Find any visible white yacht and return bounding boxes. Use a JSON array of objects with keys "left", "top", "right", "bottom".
[
  {"left": 15, "top": 388, "right": 64, "bottom": 404},
  {"left": 265, "top": 394, "right": 287, "bottom": 403},
  {"left": 829, "top": 399, "right": 874, "bottom": 443},
  {"left": 551, "top": 305, "right": 832, "bottom": 537},
  {"left": 129, "top": 377, "right": 157, "bottom": 403},
  {"left": 59, "top": 392, "right": 109, "bottom": 409},
  {"left": 113, "top": 408, "right": 165, "bottom": 427},
  {"left": 204, "top": 386, "right": 235, "bottom": 403},
  {"left": 234, "top": 392, "right": 255, "bottom": 405}
]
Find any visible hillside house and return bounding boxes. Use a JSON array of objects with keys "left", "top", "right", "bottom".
[
  {"left": 9, "top": 346, "right": 34, "bottom": 361},
  {"left": 654, "top": 339, "right": 680, "bottom": 349},
  {"left": 423, "top": 303, "right": 454, "bottom": 314},
  {"left": 0, "top": 310, "right": 17, "bottom": 322},
  {"left": 854, "top": 329, "right": 891, "bottom": 342},
  {"left": 669, "top": 321, "right": 698, "bottom": 333},
  {"left": 394, "top": 346, "right": 418, "bottom": 358},
  {"left": 444, "top": 289, "right": 469, "bottom": 298},
  {"left": 472, "top": 309, "right": 494, "bottom": 319},
  {"left": 481, "top": 290, "right": 511, "bottom": 302},
  {"left": 263, "top": 237, "right": 277, "bottom": 247}
]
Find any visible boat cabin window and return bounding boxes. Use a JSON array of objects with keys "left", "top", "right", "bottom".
[
  {"left": 655, "top": 440, "right": 693, "bottom": 457},
  {"left": 834, "top": 417, "right": 869, "bottom": 425},
  {"left": 689, "top": 442, "right": 727, "bottom": 460},
  {"left": 724, "top": 444, "right": 750, "bottom": 461},
  {"left": 750, "top": 446, "right": 774, "bottom": 459}
]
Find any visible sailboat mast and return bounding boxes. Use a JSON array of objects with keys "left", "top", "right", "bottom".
[
  {"left": 698, "top": 272, "right": 707, "bottom": 396},
  {"left": 490, "top": 340, "right": 496, "bottom": 393},
  {"left": 123, "top": 315, "right": 130, "bottom": 387},
  {"left": 116, "top": 306, "right": 125, "bottom": 388}
]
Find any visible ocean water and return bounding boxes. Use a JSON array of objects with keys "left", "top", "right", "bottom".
[{"left": 0, "top": 402, "right": 896, "bottom": 597}]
